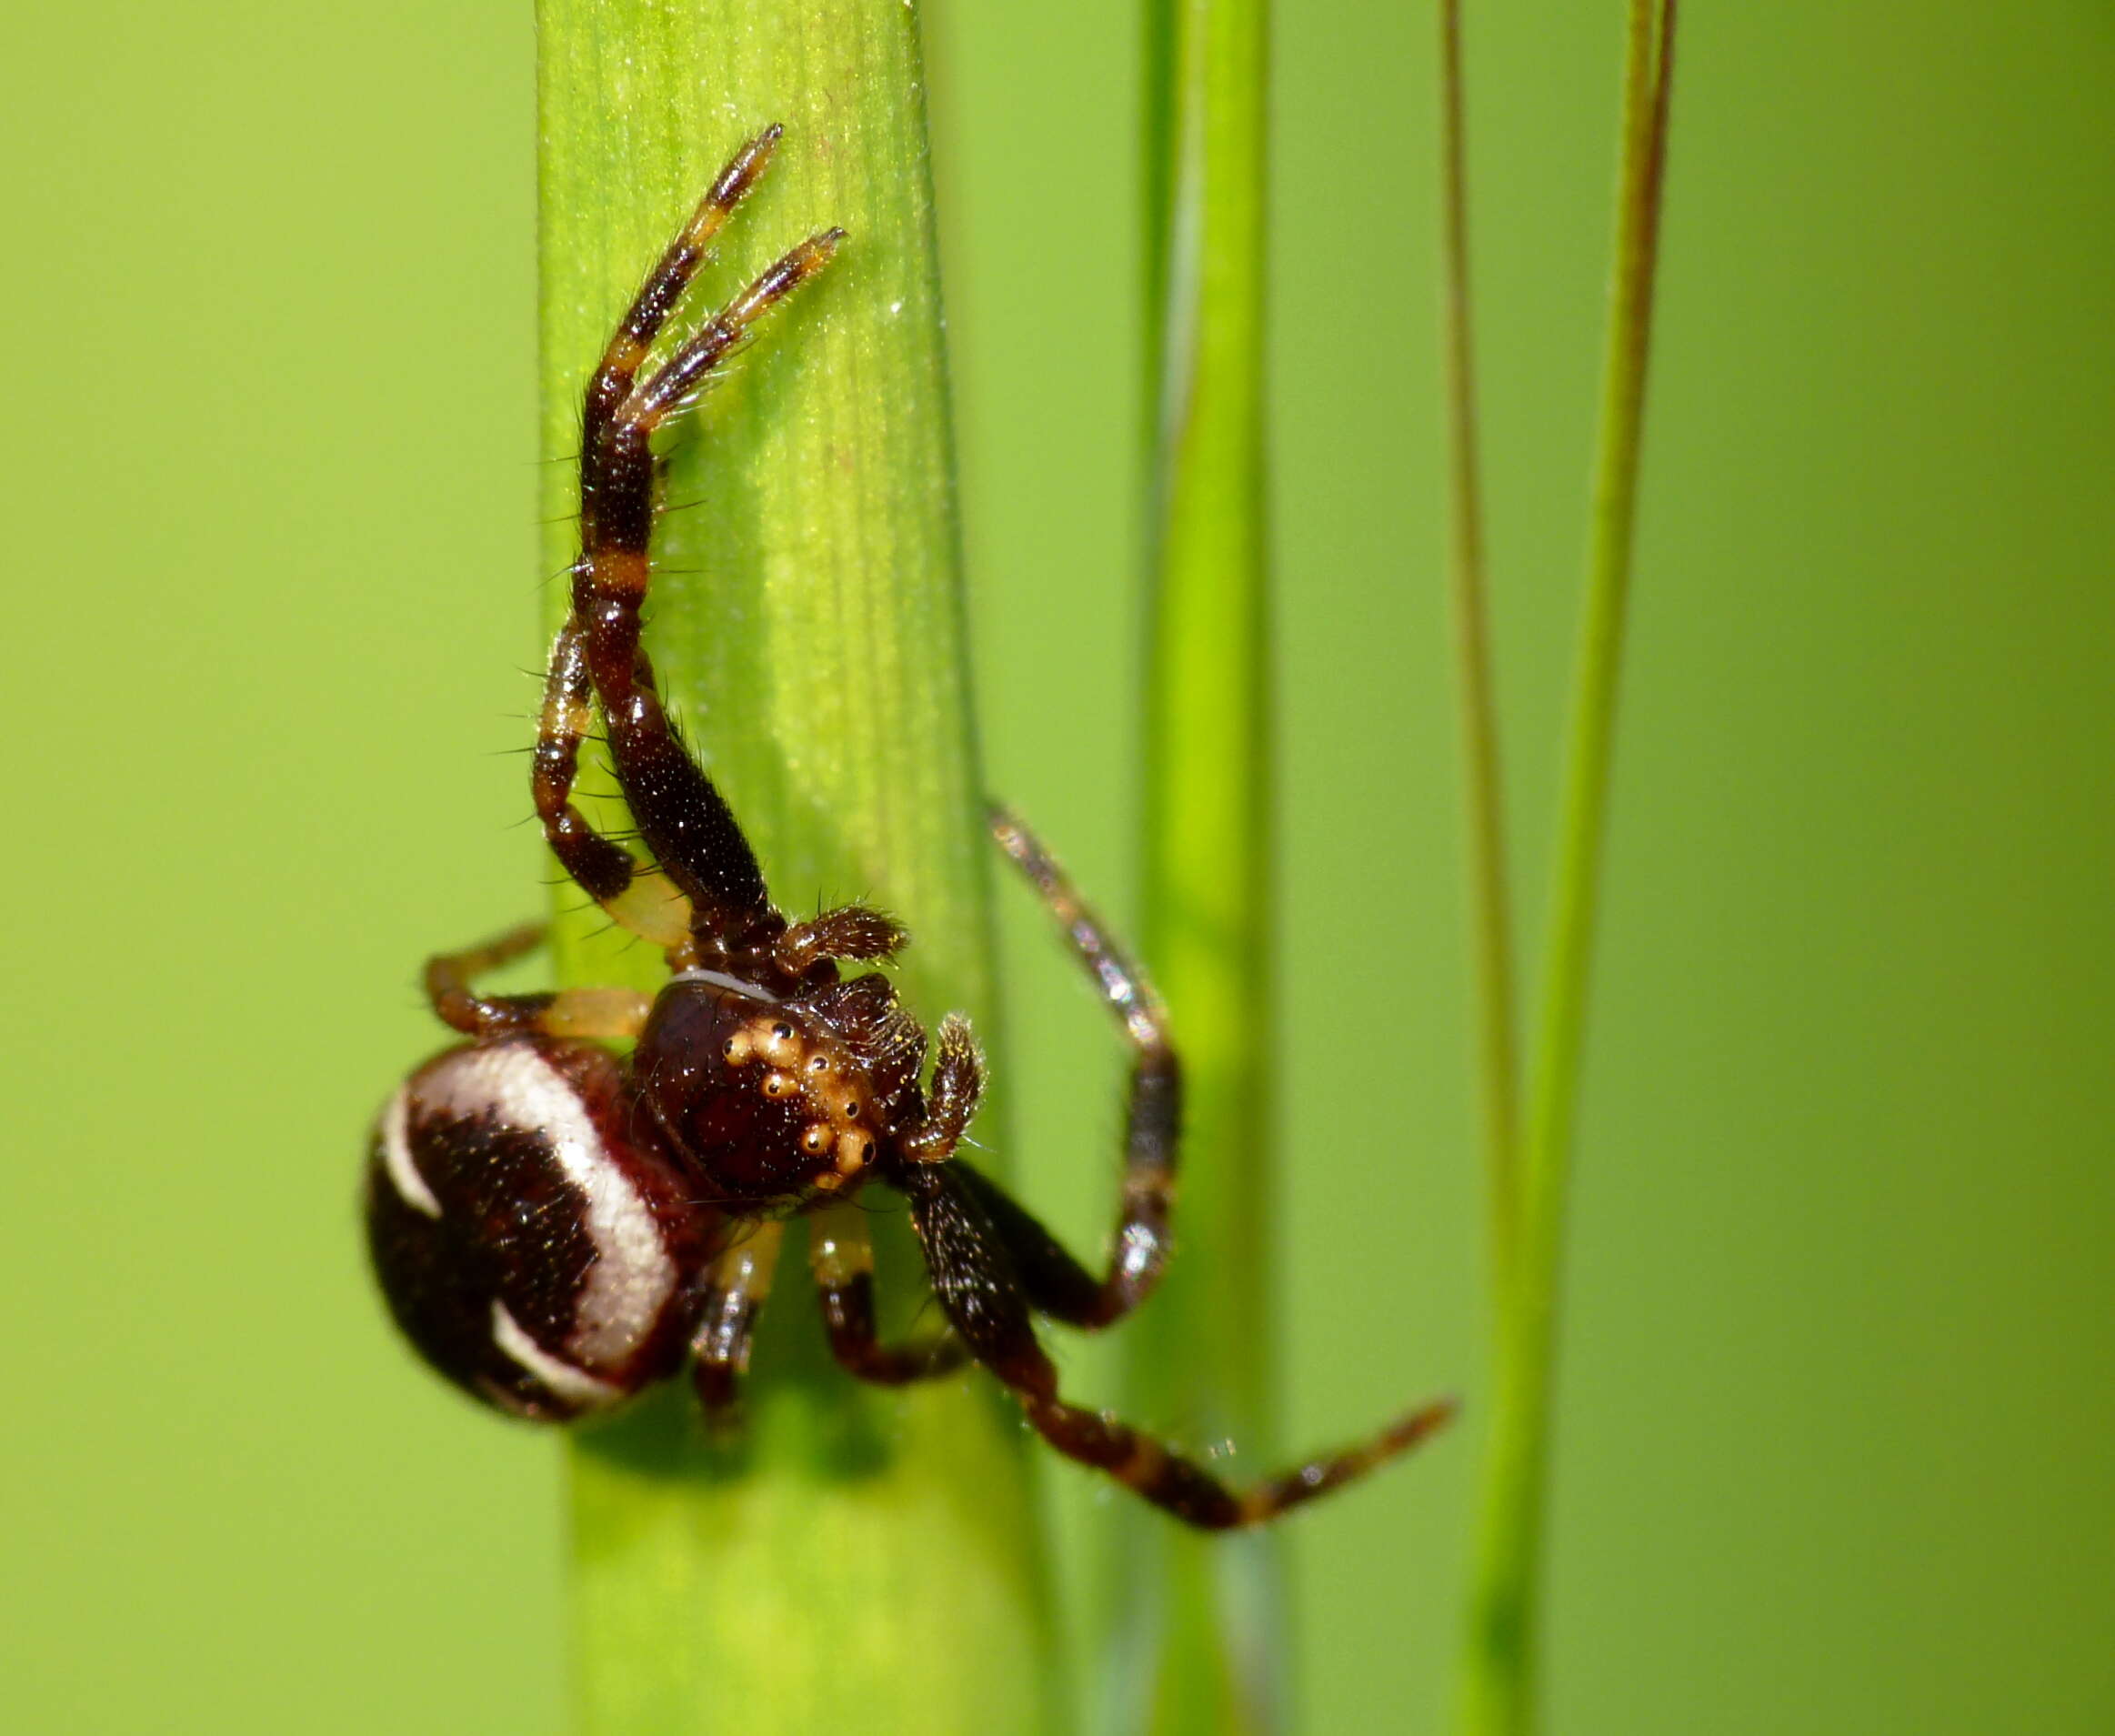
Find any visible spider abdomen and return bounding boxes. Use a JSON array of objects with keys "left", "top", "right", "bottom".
[{"left": 366, "top": 1038, "right": 714, "bottom": 1420}]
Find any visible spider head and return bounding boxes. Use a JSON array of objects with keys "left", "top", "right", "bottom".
[{"left": 633, "top": 971, "right": 899, "bottom": 1203}]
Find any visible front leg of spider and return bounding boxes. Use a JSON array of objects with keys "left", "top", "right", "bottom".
[{"left": 366, "top": 124, "right": 1451, "bottom": 1530}]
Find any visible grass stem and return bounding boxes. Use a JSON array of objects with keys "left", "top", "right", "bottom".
[
  {"left": 1459, "top": 4, "right": 1678, "bottom": 1732},
  {"left": 1438, "top": 0, "right": 1524, "bottom": 1299},
  {"left": 536, "top": 3, "right": 1059, "bottom": 1730},
  {"left": 1118, "top": 0, "right": 1281, "bottom": 1730}
]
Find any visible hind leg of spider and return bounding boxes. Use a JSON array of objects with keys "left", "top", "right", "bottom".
[
  {"left": 899, "top": 1159, "right": 1452, "bottom": 1530},
  {"left": 988, "top": 807, "right": 1180, "bottom": 1324},
  {"left": 689, "top": 1221, "right": 783, "bottom": 1435},
  {"left": 423, "top": 921, "right": 654, "bottom": 1041},
  {"left": 807, "top": 1202, "right": 967, "bottom": 1384},
  {"left": 532, "top": 619, "right": 695, "bottom": 955},
  {"left": 572, "top": 229, "right": 842, "bottom": 931},
  {"left": 1016, "top": 1387, "right": 1457, "bottom": 1531}
]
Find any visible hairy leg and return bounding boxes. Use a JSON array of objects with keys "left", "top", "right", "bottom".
[
  {"left": 989, "top": 808, "right": 1180, "bottom": 1323},
  {"left": 900, "top": 1160, "right": 1453, "bottom": 1530},
  {"left": 807, "top": 1201, "right": 967, "bottom": 1385},
  {"left": 423, "top": 922, "right": 653, "bottom": 1041},
  {"left": 689, "top": 1219, "right": 783, "bottom": 1432},
  {"left": 532, "top": 620, "right": 695, "bottom": 953},
  {"left": 579, "top": 125, "right": 784, "bottom": 463},
  {"left": 573, "top": 218, "right": 840, "bottom": 932}
]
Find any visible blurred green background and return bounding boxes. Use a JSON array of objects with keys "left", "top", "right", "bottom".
[{"left": 3, "top": 2, "right": 2110, "bottom": 1731}]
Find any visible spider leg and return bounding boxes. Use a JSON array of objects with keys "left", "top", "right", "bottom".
[
  {"left": 580, "top": 125, "right": 784, "bottom": 459},
  {"left": 688, "top": 1219, "right": 782, "bottom": 1432},
  {"left": 988, "top": 807, "right": 1179, "bottom": 1324},
  {"left": 533, "top": 619, "right": 695, "bottom": 953},
  {"left": 573, "top": 227, "right": 842, "bottom": 938},
  {"left": 807, "top": 1201, "right": 967, "bottom": 1384},
  {"left": 423, "top": 921, "right": 655, "bottom": 1040},
  {"left": 899, "top": 1161, "right": 1454, "bottom": 1530},
  {"left": 933, "top": 1159, "right": 1108, "bottom": 1325}
]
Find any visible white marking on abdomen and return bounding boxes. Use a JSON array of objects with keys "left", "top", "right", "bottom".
[
  {"left": 376, "top": 1087, "right": 442, "bottom": 1218},
  {"left": 423, "top": 1044, "right": 677, "bottom": 1366},
  {"left": 491, "top": 1302, "right": 623, "bottom": 1410}
]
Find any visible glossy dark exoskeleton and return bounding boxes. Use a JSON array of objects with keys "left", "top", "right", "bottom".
[
  {"left": 365, "top": 125, "right": 1451, "bottom": 1527},
  {"left": 369, "top": 1036, "right": 706, "bottom": 1420}
]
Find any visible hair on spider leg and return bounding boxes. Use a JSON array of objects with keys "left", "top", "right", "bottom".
[
  {"left": 491, "top": 724, "right": 616, "bottom": 751},
  {"left": 599, "top": 918, "right": 671, "bottom": 955},
  {"left": 664, "top": 1180, "right": 774, "bottom": 1213},
  {"left": 654, "top": 494, "right": 714, "bottom": 520},
  {"left": 652, "top": 356, "right": 757, "bottom": 426},
  {"left": 536, "top": 879, "right": 669, "bottom": 931}
]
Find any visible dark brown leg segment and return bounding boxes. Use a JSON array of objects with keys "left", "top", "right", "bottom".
[
  {"left": 423, "top": 922, "right": 652, "bottom": 1040},
  {"left": 988, "top": 807, "right": 1180, "bottom": 1325},
  {"left": 899, "top": 1161, "right": 1452, "bottom": 1530},
  {"left": 1015, "top": 1388, "right": 1455, "bottom": 1530},
  {"left": 556, "top": 127, "right": 805, "bottom": 944},
  {"left": 940, "top": 1159, "right": 1106, "bottom": 1325},
  {"left": 807, "top": 1203, "right": 967, "bottom": 1385},
  {"left": 573, "top": 226, "right": 842, "bottom": 932},
  {"left": 531, "top": 620, "right": 693, "bottom": 951},
  {"left": 689, "top": 1220, "right": 783, "bottom": 1432}
]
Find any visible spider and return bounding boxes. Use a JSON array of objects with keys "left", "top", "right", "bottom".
[{"left": 365, "top": 124, "right": 1453, "bottom": 1530}]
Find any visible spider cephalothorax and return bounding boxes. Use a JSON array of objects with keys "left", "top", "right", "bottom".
[{"left": 366, "top": 125, "right": 1450, "bottom": 1526}]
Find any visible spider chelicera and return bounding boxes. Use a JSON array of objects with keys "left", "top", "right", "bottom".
[{"left": 365, "top": 125, "right": 1452, "bottom": 1530}]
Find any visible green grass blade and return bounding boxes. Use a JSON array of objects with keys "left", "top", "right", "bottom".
[
  {"left": 1438, "top": 0, "right": 1524, "bottom": 1296},
  {"left": 1459, "top": 5, "right": 1679, "bottom": 1733},
  {"left": 1118, "top": 0, "right": 1281, "bottom": 1730},
  {"left": 536, "top": 3, "right": 1059, "bottom": 1731}
]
